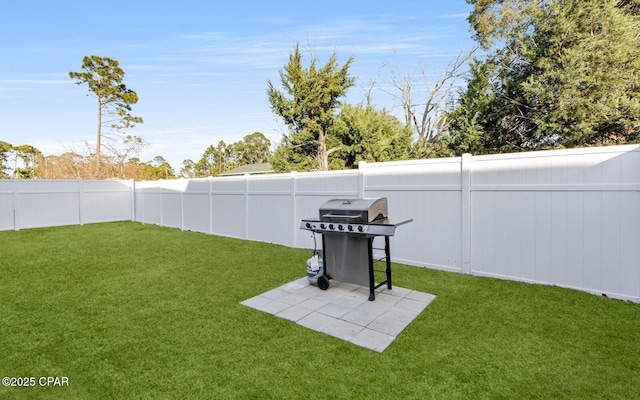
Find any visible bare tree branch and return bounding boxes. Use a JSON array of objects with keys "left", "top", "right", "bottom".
[{"left": 384, "top": 48, "right": 477, "bottom": 153}]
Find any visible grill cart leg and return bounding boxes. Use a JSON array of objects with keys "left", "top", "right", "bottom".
[
  {"left": 320, "top": 234, "right": 331, "bottom": 289},
  {"left": 385, "top": 236, "right": 392, "bottom": 290},
  {"left": 368, "top": 235, "right": 394, "bottom": 301},
  {"left": 367, "top": 237, "right": 376, "bottom": 301}
]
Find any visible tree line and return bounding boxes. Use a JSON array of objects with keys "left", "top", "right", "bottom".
[{"left": 3, "top": 0, "right": 638, "bottom": 180}]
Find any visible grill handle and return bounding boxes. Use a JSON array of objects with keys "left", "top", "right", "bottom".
[{"left": 321, "top": 213, "right": 362, "bottom": 220}]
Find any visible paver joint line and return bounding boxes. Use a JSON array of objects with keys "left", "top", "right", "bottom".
[{"left": 241, "top": 278, "right": 436, "bottom": 353}]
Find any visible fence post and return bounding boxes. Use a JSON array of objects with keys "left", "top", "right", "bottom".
[
  {"left": 78, "top": 179, "right": 83, "bottom": 226},
  {"left": 180, "top": 180, "right": 185, "bottom": 231},
  {"left": 208, "top": 176, "right": 214, "bottom": 235},
  {"left": 159, "top": 180, "right": 164, "bottom": 227},
  {"left": 130, "top": 179, "right": 135, "bottom": 222},
  {"left": 358, "top": 161, "right": 367, "bottom": 198},
  {"left": 245, "top": 173, "right": 250, "bottom": 240},
  {"left": 140, "top": 181, "right": 146, "bottom": 224},
  {"left": 291, "top": 171, "right": 298, "bottom": 248},
  {"left": 461, "top": 153, "right": 472, "bottom": 274},
  {"left": 12, "top": 178, "right": 20, "bottom": 231}
]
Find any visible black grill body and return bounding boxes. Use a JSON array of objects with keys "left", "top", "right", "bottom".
[{"left": 300, "top": 197, "right": 412, "bottom": 301}]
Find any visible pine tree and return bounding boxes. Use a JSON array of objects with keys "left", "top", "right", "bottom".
[
  {"left": 268, "top": 44, "right": 355, "bottom": 171},
  {"left": 448, "top": 0, "right": 640, "bottom": 154}
]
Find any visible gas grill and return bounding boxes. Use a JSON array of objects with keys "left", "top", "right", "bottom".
[{"left": 300, "top": 197, "right": 412, "bottom": 301}]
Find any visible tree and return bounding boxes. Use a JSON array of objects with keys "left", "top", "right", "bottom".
[
  {"left": 233, "top": 132, "right": 271, "bottom": 165},
  {"left": 179, "top": 159, "right": 196, "bottom": 178},
  {"left": 13, "top": 144, "right": 43, "bottom": 179},
  {"left": 331, "top": 104, "right": 413, "bottom": 169},
  {"left": 69, "top": 55, "right": 143, "bottom": 176},
  {"left": 448, "top": 0, "right": 640, "bottom": 153},
  {"left": 195, "top": 141, "right": 234, "bottom": 177},
  {"left": 192, "top": 133, "right": 272, "bottom": 177},
  {"left": 0, "top": 141, "right": 12, "bottom": 178},
  {"left": 106, "top": 134, "right": 146, "bottom": 179},
  {"left": 141, "top": 156, "right": 175, "bottom": 180},
  {"left": 386, "top": 51, "right": 474, "bottom": 157},
  {"left": 527, "top": 0, "right": 640, "bottom": 146},
  {"left": 445, "top": 59, "right": 502, "bottom": 155},
  {"left": 42, "top": 152, "right": 87, "bottom": 180},
  {"left": 268, "top": 43, "right": 355, "bottom": 171},
  {"left": 0, "top": 142, "right": 44, "bottom": 179}
]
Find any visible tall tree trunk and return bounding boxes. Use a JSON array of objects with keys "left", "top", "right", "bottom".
[
  {"left": 96, "top": 97, "right": 102, "bottom": 178},
  {"left": 317, "top": 127, "right": 328, "bottom": 171}
]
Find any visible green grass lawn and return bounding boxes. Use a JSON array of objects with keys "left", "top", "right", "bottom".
[{"left": 0, "top": 222, "right": 638, "bottom": 399}]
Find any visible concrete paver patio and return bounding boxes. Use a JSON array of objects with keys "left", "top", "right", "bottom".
[{"left": 241, "top": 277, "right": 436, "bottom": 353}]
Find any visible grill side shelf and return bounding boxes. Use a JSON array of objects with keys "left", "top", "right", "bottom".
[{"left": 300, "top": 218, "right": 412, "bottom": 237}]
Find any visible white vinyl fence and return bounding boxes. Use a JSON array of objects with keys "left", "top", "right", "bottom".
[
  {"left": 0, "top": 179, "right": 134, "bottom": 231},
  {"left": 133, "top": 144, "right": 640, "bottom": 302},
  {"left": 2, "top": 145, "right": 639, "bottom": 302}
]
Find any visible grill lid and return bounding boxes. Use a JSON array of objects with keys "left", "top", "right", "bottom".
[{"left": 319, "top": 197, "right": 387, "bottom": 223}]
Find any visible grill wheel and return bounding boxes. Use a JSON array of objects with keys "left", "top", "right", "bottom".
[{"left": 317, "top": 275, "right": 330, "bottom": 290}]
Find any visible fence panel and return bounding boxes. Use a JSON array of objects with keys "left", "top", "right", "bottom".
[
  {"left": 182, "top": 179, "right": 211, "bottom": 234},
  {"left": 16, "top": 180, "right": 81, "bottom": 229},
  {"left": 159, "top": 180, "right": 186, "bottom": 229},
  {"left": 135, "top": 182, "right": 162, "bottom": 225},
  {"left": 469, "top": 146, "right": 640, "bottom": 300},
  {"left": 79, "top": 180, "right": 133, "bottom": 223},
  {"left": 0, "top": 180, "right": 14, "bottom": 230},
  {"left": 361, "top": 158, "right": 464, "bottom": 272},
  {"left": 2, "top": 145, "right": 638, "bottom": 302},
  {"left": 210, "top": 177, "right": 247, "bottom": 239},
  {"left": 0, "top": 179, "right": 133, "bottom": 230},
  {"left": 246, "top": 174, "right": 294, "bottom": 246}
]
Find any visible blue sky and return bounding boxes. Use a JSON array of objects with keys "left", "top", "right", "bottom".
[{"left": 1, "top": 0, "right": 475, "bottom": 170}]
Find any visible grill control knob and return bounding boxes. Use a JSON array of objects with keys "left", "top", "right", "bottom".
[
  {"left": 320, "top": 223, "right": 326, "bottom": 229},
  {"left": 347, "top": 225, "right": 353, "bottom": 231},
  {"left": 306, "top": 223, "right": 312, "bottom": 229},
  {"left": 357, "top": 225, "right": 364, "bottom": 232},
  {"left": 329, "top": 224, "right": 334, "bottom": 230},
  {"left": 338, "top": 224, "right": 344, "bottom": 231}
]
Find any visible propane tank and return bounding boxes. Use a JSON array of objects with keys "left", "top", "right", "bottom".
[{"left": 306, "top": 253, "right": 324, "bottom": 285}]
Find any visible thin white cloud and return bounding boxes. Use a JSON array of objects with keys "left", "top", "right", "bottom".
[
  {"left": 0, "top": 79, "right": 70, "bottom": 85},
  {"left": 437, "top": 13, "right": 469, "bottom": 19},
  {"left": 0, "top": 88, "right": 27, "bottom": 92}
]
